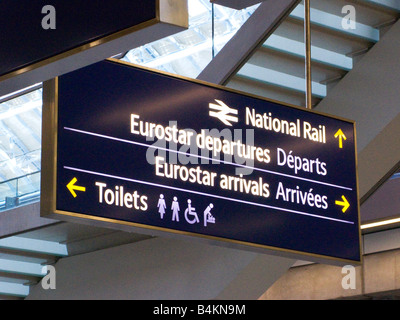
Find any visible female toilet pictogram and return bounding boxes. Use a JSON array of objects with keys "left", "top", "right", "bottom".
[{"left": 157, "top": 194, "right": 167, "bottom": 219}]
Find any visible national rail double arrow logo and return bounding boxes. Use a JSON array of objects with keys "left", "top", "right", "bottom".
[{"left": 209, "top": 99, "right": 239, "bottom": 126}]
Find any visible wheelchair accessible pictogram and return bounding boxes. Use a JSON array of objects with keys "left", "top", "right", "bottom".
[{"left": 184, "top": 199, "right": 199, "bottom": 224}]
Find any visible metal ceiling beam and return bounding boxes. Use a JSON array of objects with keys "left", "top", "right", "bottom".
[
  {"left": 0, "top": 281, "right": 29, "bottom": 298},
  {"left": 0, "top": 237, "right": 68, "bottom": 257},
  {"left": 197, "top": 0, "right": 302, "bottom": 85},
  {"left": 362, "top": 0, "right": 400, "bottom": 12},
  {"left": 263, "top": 35, "right": 353, "bottom": 70},
  {"left": 237, "top": 64, "right": 327, "bottom": 98},
  {"left": 290, "top": 4, "right": 380, "bottom": 42},
  {"left": 0, "top": 259, "right": 46, "bottom": 277}
]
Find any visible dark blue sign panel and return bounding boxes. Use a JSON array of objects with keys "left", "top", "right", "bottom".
[
  {"left": 0, "top": 1, "right": 156, "bottom": 77},
  {"left": 43, "top": 59, "right": 361, "bottom": 264}
]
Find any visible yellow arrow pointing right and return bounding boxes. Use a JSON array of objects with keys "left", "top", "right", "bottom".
[
  {"left": 335, "top": 195, "right": 350, "bottom": 213},
  {"left": 67, "top": 177, "right": 86, "bottom": 198}
]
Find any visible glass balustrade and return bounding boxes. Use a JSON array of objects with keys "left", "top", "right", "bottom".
[{"left": 0, "top": 171, "right": 40, "bottom": 211}]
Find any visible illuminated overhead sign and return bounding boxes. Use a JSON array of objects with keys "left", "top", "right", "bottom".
[
  {"left": 41, "top": 59, "right": 361, "bottom": 265},
  {"left": 0, "top": 0, "right": 188, "bottom": 96}
]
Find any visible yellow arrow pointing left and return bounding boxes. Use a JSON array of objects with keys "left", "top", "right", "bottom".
[{"left": 67, "top": 177, "right": 86, "bottom": 198}]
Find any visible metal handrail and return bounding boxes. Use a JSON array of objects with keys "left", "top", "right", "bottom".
[{"left": 0, "top": 170, "right": 40, "bottom": 186}]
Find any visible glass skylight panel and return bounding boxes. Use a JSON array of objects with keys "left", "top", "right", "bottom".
[
  {"left": 151, "top": 38, "right": 181, "bottom": 57},
  {"left": 121, "top": 0, "right": 259, "bottom": 78},
  {"left": 174, "top": 28, "right": 206, "bottom": 48},
  {"left": 0, "top": 87, "right": 42, "bottom": 209},
  {"left": 123, "top": 47, "right": 157, "bottom": 65}
]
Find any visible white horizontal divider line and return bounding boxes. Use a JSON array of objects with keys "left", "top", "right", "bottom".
[
  {"left": 64, "top": 127, "right": 353, "bottom": 191},
  {"left": 64, "top": 165, "right": 354, "bottom": 225}
]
